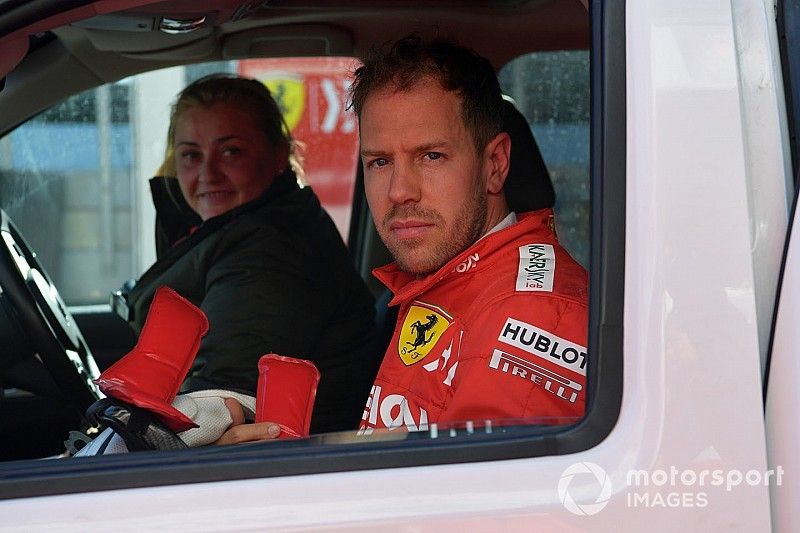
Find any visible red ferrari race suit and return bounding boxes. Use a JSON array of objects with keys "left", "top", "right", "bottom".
[{"left": 359, "top": 209, "right": 589, "bottom": 434}]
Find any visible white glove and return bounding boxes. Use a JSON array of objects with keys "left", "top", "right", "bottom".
[
  {"left": 173, "top": 389, "right": 256, "bottom": 447},
  {"left": 74, "top": 389, "right": 257, "bottom": 455}
]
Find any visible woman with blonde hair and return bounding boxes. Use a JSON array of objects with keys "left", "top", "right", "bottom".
[{"left": 120, "top": 74, "right": 378, "bottom": 435}]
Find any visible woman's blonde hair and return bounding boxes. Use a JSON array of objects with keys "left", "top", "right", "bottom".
[{"left": 160, "top": 74, "right": 304, "bottom": 180}]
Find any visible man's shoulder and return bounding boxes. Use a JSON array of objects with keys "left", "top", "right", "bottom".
[
  {"left": 453, "top": 239, "right": 589, "bottom": 368},
  {"left": 472, "top": 233, "right": 588, "bottom": 310}
]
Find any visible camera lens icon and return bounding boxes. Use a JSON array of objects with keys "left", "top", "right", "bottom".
[{"left": 558, "top": 461, "right": 613, "bottom": 516}]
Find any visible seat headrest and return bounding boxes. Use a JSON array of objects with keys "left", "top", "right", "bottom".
[{"left": 501, "top": 98, "right": 555, "bottom": 212}]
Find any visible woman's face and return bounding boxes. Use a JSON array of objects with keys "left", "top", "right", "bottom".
[{"left": 173, "top": 102, "right": 286, "bottom": 221}]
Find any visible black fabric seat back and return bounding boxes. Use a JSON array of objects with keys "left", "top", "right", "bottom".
[{"left": 501, "top": 97, "right": 556, "bottom": 212}]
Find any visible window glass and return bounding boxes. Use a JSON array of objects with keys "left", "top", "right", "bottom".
[
  {"left": 0, "top": 81, "right": 135, "bottom": 305},
  {"left": 238, "top": 58, "right": 360, "bottom": 234},
  {"left": 0, "top": 58, "right": 360, "bottom": 305},
  {"left": 0, "top": 36, "right": 615, "bottom": 496},
  {"left": 498, "top": 50, "right": 590, "bottom": 268}
]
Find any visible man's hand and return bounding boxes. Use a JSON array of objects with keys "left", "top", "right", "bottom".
[{"left": 213, "top": 398, "right": 281, "bottom": 445}]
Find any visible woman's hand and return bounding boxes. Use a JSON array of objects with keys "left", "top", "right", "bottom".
[{"left": 213, "top": 398, "right": 281, "bottom": 445}]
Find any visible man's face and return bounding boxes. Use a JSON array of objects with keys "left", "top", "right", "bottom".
[{"left": 360, "top": 77, "right": 492, "bottom": 276}]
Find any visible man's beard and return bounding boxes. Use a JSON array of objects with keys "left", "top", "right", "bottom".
[{"left": 381, "top": 176, "right": 488, "bottom": 276}]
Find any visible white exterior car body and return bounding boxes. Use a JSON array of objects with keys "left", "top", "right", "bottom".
[{"left": 1, "top": 0, "right": 797, "bottom": 531}]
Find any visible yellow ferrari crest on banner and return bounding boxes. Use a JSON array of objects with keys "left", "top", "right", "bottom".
[
  {"left": 398, "top": 303, "right": 452, "bottom": 366},
  {"left": 261, "top": 77, "right": 305, "bottom": 132}
]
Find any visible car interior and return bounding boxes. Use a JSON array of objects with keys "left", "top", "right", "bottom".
[{"left": 0, "top": 0, "right": 592, "bottom": 465}]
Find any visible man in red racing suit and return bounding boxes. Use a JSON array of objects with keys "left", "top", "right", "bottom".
[
  {"left": 358, "top": 209, "right": 587, "bottom": 434},
  {"left": 214, "top": 35, "right": 589, "bottom": 444}
]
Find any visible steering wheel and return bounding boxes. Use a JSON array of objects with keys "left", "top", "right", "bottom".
[{"left": 0, "top": 209, "right": 101, "bottom": 412}]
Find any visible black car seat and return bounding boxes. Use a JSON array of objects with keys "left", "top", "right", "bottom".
[{"left": 501, "top": 96, "right": 556, "bottom": 212}]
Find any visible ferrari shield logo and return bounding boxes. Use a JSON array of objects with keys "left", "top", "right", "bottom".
[
  {"left": 262, "top": 77, "right": 305, "bottom": 132},
  {"left": 398, "top": 303, "right": 452, "bottom": 366}
]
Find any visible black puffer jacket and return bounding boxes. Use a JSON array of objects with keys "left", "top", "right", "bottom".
[{"left": 126, "top": 170, "right": 380, "bottom": 434}]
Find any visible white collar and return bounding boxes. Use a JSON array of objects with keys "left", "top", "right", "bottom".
[{"left": 480, "top": 212, "right": 518, "bottom": 241}]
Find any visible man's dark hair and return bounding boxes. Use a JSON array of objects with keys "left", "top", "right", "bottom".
[{"left": 349, "top": 34, "right": 504, "bottom": 152}]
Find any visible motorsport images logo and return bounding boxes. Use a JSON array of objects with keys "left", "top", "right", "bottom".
[
  {"left": 558, "top": 455, "right": 784, "bottom": 515},
  {"left": 558, "top": 462, "right": 613, "bottom": 516}
]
